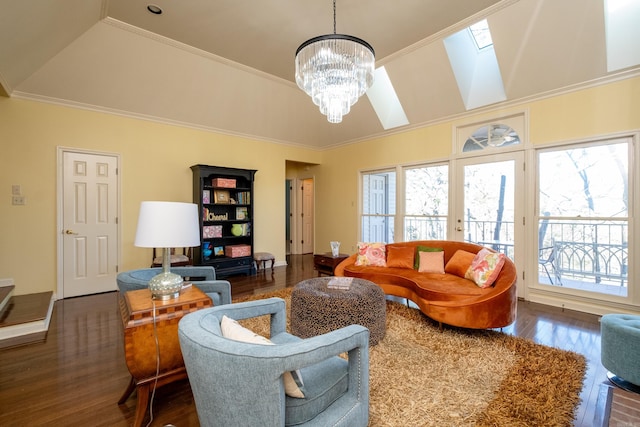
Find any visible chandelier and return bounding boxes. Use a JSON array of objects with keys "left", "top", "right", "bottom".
[{"left": 295, "top": 0, "right": 375, "bottom": 124}]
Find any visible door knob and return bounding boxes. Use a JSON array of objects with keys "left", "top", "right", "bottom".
[
  {"left": 456, "top": 226, "right": 462, "bottom": 231},
  {"left": 64, "top": 229, "right": 78, "bottom": 235}
]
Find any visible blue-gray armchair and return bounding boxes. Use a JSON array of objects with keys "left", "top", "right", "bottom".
[
  {"left": 178, "top": 297, "right": 370, "bottom": 427},
  {"left": 116, "top": 266, "right": 231, "bottom": 306}
]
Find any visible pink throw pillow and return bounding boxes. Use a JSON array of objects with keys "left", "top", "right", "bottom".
[
  {"left": 465, "top": 248, "right": 506, "bottom": 288},
  {"left": 418, "top": 251, "right": 445, "bottom": 273},
  {"left": 355, "top": 242, "right": 387, "bottom": 267}
]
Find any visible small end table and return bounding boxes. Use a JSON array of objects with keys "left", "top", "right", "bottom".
[
  {"left": 313, "top": 252, "right": 349, "bottom": 276},
  {"left": 118, "top": 286, "right": 212, "bottom": 427}
]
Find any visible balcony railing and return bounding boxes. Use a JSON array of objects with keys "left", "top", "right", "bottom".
[{"left": 403, "top": 217, "right": 628, "bottom": 293}]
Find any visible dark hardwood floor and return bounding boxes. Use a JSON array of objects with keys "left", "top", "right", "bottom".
[{"left": 0, "top": 254, "right": 610, "bottom": 426}]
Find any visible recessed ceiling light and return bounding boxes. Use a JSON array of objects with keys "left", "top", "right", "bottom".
[{"left": 147, "top": 4, "right": 163, "bottom": 15}]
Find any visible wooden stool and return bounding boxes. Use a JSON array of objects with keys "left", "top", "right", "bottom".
[{"left": 254, "top": 252, "right": 275, "bottom": 272}]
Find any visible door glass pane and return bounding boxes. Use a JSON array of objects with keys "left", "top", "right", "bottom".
[
  {"left": 404, "top": 165, "right": 448, "bottom": 240},
  {"left": 463, "top": 160, "right": 515, "bottom": 259},
  {"left": 362, "top": 171, "right": 396, "bottom": 243},
  {"left": 538, "top": 142, "right": 628, "bottom": 297}
]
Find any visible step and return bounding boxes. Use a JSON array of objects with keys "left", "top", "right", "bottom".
[
  {"left": 0, "top": 284, "right": 14, "bottom": 313},
  {"left": 0, "top": 289, "right": 54, "bottom": 349}
]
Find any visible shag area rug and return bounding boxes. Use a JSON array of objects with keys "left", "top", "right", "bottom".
[{"left": 235, "top": 288, "right": 587, "bottom": 426}]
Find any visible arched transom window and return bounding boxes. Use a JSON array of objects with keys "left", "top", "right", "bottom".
[{"left": 463, "top": 123, "right": 520, "bottom": 152}]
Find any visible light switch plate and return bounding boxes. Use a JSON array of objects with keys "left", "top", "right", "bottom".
[{"left": 12, "top": 185, "right": 21, "bottom": 196}]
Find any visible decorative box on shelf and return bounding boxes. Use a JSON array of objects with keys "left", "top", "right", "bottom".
[
  {"left": 212, "top": 178, "right": 236, "bottom": 188},
  {"left": 203, "top": 225, "right": 222, "bottom": 238},
  {"left": 225, "top": 244, "right": 251, "bottom": 258}
]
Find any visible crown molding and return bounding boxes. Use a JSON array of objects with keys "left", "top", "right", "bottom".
[
  {"left": 10, "top": 66, "right": 639, "bottom": 152},
  {"left": 11, "top": 90, "right": 323, "bottom": 151},
  {"left": 333, "top": 67, "right": 640, "bottom": 148}
]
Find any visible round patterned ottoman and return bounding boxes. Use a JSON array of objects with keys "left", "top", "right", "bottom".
[
  {"left": 601, "top": 313, "right": 640, "bottom": 392},
  {"left": 291, "top": 277, "right": 386, "bottom": 345}
]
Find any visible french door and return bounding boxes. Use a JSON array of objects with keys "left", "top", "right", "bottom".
[{"left": 454, "top": 152, "right": 524, "bottom": 296}]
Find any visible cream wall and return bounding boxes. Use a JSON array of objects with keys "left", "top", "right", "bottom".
[
  {"left": 529, "top": 77, "right": 640, "bottom": 144},
  {"left": 0, "top": 97, "right": 322, "bottom": 296},
  {"left": 2, "top": 76, "right": 639, "bottom": 297},
  {"left": 314, "top": 124, "right": 452, "bottom": 254},
  {"left": 316, "top": 76, "right": 640, "bottom": 253}
]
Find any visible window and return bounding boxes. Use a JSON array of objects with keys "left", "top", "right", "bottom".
[
  {"left": 444, "top": 19, "right": 505, "bottom": 110},
  {"left": 456, "top": 113, "right": 526, "bottom": 154},
  {"left": 404, "top": 164, "right": 449, "bottom": 240},
  {"left": 604, "top": 0, "right": 640, "bottom": 71},
  {"left": 469, "top": 19, "right": 493, "bottom": 50},
  {"left": 366, "top": 66, "right": 409, "bottom": 130},
  {"left": 537, "top": 139, "right": 629, "bottom": 297},
  {"left": 361, "top": 170, "right": 396, "bottom": 243},
  {"left": 463, "top": 124, "right": 521, "bottom": 152}
]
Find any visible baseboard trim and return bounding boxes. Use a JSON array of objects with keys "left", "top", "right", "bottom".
[{"left": 527, "top": 288, "right": 640, "bottom": 316}]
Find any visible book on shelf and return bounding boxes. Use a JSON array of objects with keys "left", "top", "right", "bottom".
[
  {"left": 236, "top": 207, "right": 248, "bottom": 220},
  {"left": 241, "top": 223, "right": 251, "bottom": 236},
  {"left": 236, "top": 191, "right": 251, "bottom": 205},
  {"left": 203, "top": 190, "right": 211, "bottom": 204}
]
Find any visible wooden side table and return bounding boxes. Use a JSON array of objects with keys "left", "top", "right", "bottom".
[
  {"left": 118, "top": 286, "right": 212, "bottom": 427},
  {"left": 313, "top": 253, "right": 349, "bottom": 276}
]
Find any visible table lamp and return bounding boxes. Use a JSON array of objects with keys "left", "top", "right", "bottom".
[{"left": 134, "top": 201, "right": 200, "bottom": 300}]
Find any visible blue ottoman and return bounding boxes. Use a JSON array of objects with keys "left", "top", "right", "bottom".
[{"left": 601, "top": 314, "right": 640, "bottom": 393}]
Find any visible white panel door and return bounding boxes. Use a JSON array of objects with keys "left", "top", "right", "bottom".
[
  {"left": 369, "top": 174, "right": 387, "bottom": 241},
  {"left": 61, "top": 151, "right": 118, "bottom": 298}
]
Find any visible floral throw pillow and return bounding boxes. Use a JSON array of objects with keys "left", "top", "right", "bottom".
[
  {"left": 355, "top": 242, "right": 387, "bottom": 267},
  {"left": 465, "top": 248, "right": 506, "bottom": 288}
]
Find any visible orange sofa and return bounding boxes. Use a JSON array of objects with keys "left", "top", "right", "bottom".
[{"left": 334, "top": 240, "right": 517, "bottom": 329}]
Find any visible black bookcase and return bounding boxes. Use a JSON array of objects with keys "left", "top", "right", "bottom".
[{"left": 191, "top": 164, "right": 257, "bottom": 277}]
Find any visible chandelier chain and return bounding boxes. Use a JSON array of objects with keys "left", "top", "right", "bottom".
[{"left": 333, "top": 0, "right": 336, "bottom": 34}]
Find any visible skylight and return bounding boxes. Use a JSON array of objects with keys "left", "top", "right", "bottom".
[
  {"left": 469, "top": 19, "right": 493, "bottom": 50},
  {"left": 444, "top": 20, "right": 506, "bottom": 110},
  {"left": 604, "top": 0, "right": 640, "bottom": 72},
  {"left": 366, "top": 66, "right": 409, "bottom": 130}
]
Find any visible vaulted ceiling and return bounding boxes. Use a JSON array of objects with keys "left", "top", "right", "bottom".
[{"left": 0, "top": 0, "right": 637, "bottom": 149}]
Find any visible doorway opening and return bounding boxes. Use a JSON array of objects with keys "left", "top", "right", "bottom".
[{"left": 286, "top": 161, "right": 317, "bottom": 255}]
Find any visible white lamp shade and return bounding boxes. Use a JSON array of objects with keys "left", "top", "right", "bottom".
[{"left": 134, "top": 201, "right": 200, "bottom": 248}]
